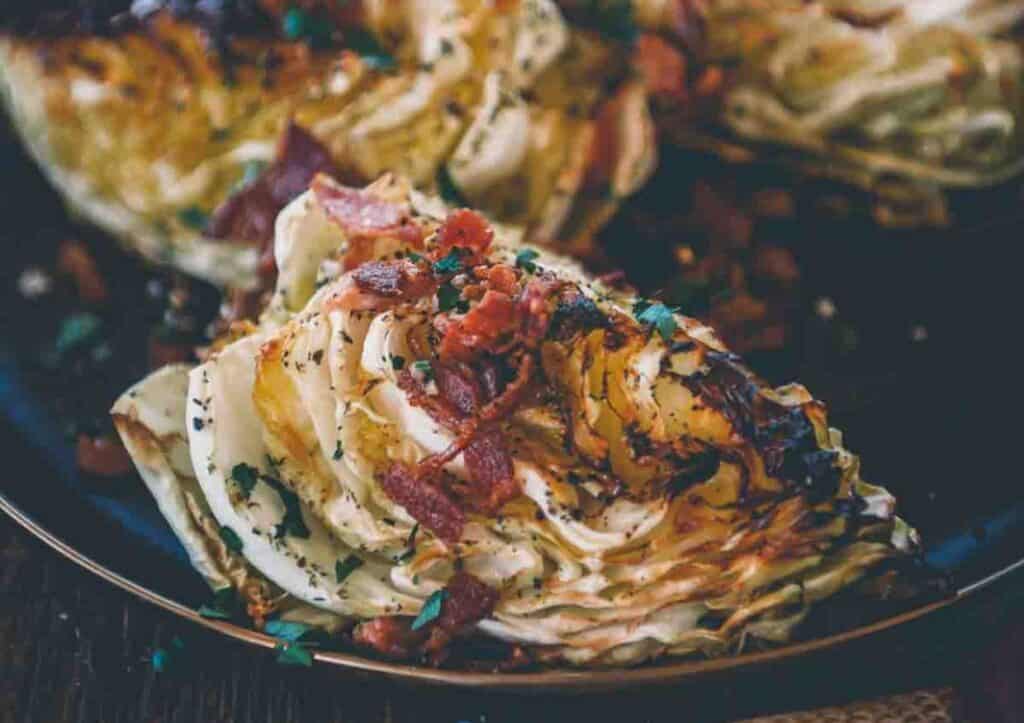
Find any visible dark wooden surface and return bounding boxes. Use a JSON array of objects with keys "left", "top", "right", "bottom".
[{"left": 4, "top": 511, "right": 1024, "bottom": 723}]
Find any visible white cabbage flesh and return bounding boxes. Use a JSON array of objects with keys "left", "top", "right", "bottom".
[{"left": 115, "top": 177, "right": 915, "bottom": 665}]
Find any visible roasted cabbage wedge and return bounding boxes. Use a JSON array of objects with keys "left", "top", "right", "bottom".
[
  {"left": 639, "top": 0, "right": 1024, "bottom": 225},
  {"left": 113, "top": 173, "right": 916, "bottom": 667},
  {"left": 1, "top": 2, "right": 655, "bottom": 286}
]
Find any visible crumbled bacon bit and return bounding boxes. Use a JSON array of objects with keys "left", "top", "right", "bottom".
[
  {"left": 329, "top": 260, "right": 436, "bottom": 311},
  {"left": 434, "top": 363, "right": 483, "bottom": 417},
  {"left": 377, "top": 463, "right": 465, "bottom": 543},
  {"left": 353, "top": 616, "right": 427, "bottom": 659},
  {"left": 207, "top": 123, "right": 337, "bottom": 251},
  {"left": 438, "top": 290, "right": 518, "bottom": 362},
  {"left": 435, "top": 209, "right": 494, "bottom": 262},
  {"left": 517, "top": 277, "right": 562, "bottom": 346},
  {"left": 57, "top": 240, "right": 107, "bottom": 304},
  {"left": 462, "top": 427, "right": 519, "bottom": 514},
  {"left": 633, "top": 34, "right": 688, "bottom": 101},
  {"left": 480, "top": 264, "right": 518, "bottom": 295},
  {"left": 354, "top": 572, "right": 498, "bottom": 664},
  {"left": 76, "top": 433, "right": 133, "bottom": 477},
  {"left": 424, "top": 572, "right": 500, "bottom": 658}
]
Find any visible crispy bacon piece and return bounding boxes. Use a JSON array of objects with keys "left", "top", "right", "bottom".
[
  {"left": 354, "top": 572, "right": 498, "bottom": 664},
  {"left": 353, "top": 616, "right": 427, "bottom": 660},
  {"left": 633, "top": 34, "right": 688, "bottom": 101},
  {"left": 378, "top": 463, "right": 466, "bottom": 543},
  {"left": 76, "top": 434, "right": 133, "bottom": 477},
  {"left": 438, "top": 290, "right": 518, "bottom": 362},
  {"left": 462, "top": 427, "right": 518, "bottom": 514},
  {"left": 313, "top": 176, "right": 422, "bottom": 242},
  {"left": 207, "top": 123, "right": 337, "bottom": 248},
  {"left": 328, "top": 260, "right": 436, "bottom": 311},
  {"left": 517, "top": 277, "right": 562, "bottom": 346},
  {"left": 435, "top": 209, "right": 494, "bottom": 262},
  {"left": 434, "top": 363, "right": 484, "bottom": 417},
  {"left": 424, "top": 572, "right": 500, "bottom": 657},
  {"left": 480, "top": 263, "right": 519, "bottom": 295}
]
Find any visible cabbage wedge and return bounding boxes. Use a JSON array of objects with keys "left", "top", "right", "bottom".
[{"left": 113, "top": 173, "right": 916, "bottom": 667}]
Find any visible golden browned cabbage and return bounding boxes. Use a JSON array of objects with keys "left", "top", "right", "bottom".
[
  {"left": 113, "top": 174, "right": 915, "bottom": 667},
  {"left": 1, "top": 2, "right": 655, "bottom": 286}
]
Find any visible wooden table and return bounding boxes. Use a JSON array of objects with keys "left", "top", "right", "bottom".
[{"left": 5, "top": 514, "right": 1023, "bottom": 723}]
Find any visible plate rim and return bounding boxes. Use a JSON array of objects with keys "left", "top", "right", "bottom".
[{"left": 9, "top": 490, "right": 1002, "bottom": 691}]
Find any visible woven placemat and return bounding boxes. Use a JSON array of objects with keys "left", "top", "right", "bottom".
[{"left": 738, "top": 688, "right": 957, "bottom": 723}]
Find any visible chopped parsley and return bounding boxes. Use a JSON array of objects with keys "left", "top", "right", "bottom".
[
  {"left": 235, "top": 160, "right": 267, "bottom": 190},
  {"left": 275, "top": 641, "right": 313, "bottom": 667},
  {"left": 177, "top": 205, "right": 209, "bottom": 230},
  {"left": 437, "top": 165, "right": 467, "bottom": 206},
  {"left": 334, "top": 554, "right": 363, "bottom": 584},
  {"left": 515, "top": 248, "right": 540, "bottom": 273},
  {"left": 437, "top": 283, "right": 468, "bottom": 313},
  {"left": 411, "top": 360, "right": 434, "bottom": 382},
  {"left": 151, "top": 635, "right": 186, "bottom": 674},
  {"left": 405, "top": 251, "right": 425, "bottom": 263},
  {"left": 390, "top": 355, "right": 406, "bottom": 371},
  {"left": 411, "top": 589, "right": 447, "bottom": 631},
  {"left": 344, "top": 29, "right": 397, "bottom": 71},
  {"left": 265, "top": 620, "right": 316, "bottom": 667},
  {"left": 635, "top": 301, "right": 678, "bottom": 341},
  {"left": 231, "top": 463, "right": 260, "bottom": 499},
  {"left": 265, "top": 477, "right": 311, "bottom": 539},
  {"left": 397, "top": 523, "right": 419, "bottom": 563},
  {"left": 577, "top": 0, "right": 637, "bottom": 43},
  {"left": 264, "top": 620, "right": 312, "bottom": 642},
  {"left": 432, "top": 249, "right": 463, "bottom": 275},
  {"left": 53, "top": 312, "right": 102, "bottom": 358},
  {"left": 282, "top": 7, "right": 333, "bottom": 48},
  {"left": 332, "top": 441, "right": 344, "bottom": 461},
  {"left": 218, "top": 525, "right": 244, "bottom": 553},
  {"left": 198, "top": 587, "right": 238, "bottom": 620}
]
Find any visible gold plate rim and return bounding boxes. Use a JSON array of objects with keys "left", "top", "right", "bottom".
[{"left": 1, "top": 491, "right": 966, "bottom": 691}]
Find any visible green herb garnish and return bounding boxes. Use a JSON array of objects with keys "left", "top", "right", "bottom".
[
  {"left": 334, "top": 554, "right": 363, "bottom": 584},
  {"left": 234, "top": 160, "right": 267, "bottom": 191},
  {"left": 198, "top": 587, "right": 238, "bottom": 620},
  {"left": 436, "top": 283, "right": 467, "bottom": 313},
  {"left": 151, "top": 636, "right": 186, "bottom": 673},
  {"left": 53, "top": 312, "right": 102, "bottom": 358},
  {"left": 411, "top": 589, "right": 447, "bottom": 631},
  {"left": 391, "top": 355, "right": 406, "bottom": 370},
  {"left": 345, "top": 29, "right": 397, "bottom": 71},
  {"left": 515, "top": 248, "right": 540, "bottom": 273},
  {"left": 275, "top": 640, "right": 314, "bottom": 667},
  {"left": 411, "top": 360, "right": 434, "bottom": 383},
  {"left": 432, "top": 249, "right": 463, "bottom": 275},
  {"left": 264, "top": 620, "right": 312, "bottom": 642},
  {"left": 177, "top": 205, "right": 209, "bottom": 230},
  {"left": 264, "top": 477, "right": 311, "bottom": 539},
  {"left": 218, "top": 525, "right": 244, "bottom": 553},
  {"left": 437, "top": 165, "right": 467, "bottom": 206},
  {"left": 332, "top": 441, "right": 344, "bottom": 461},
  {"left": 397, "top": 524, "right": 419, "bottom": 563},
  {"left": 231, "top": 463, "right": 260, "bottom": 499},
  {"left": 635, "top": 301, "right": 678, "bottom": 341}
]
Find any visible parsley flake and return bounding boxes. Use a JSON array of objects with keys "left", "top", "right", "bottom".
[
  {"left": 151, "top": 636, "right": 186, "bottom": 674},
  {"left": 437, "top": 165, "right": 467, "bottom": 206},
  {"left": 332, "top": 441, "right": 344, "bottom": 460},
  {"left": 432, "top": 249, "right": 463, "bottom": 275},
  {"left": 411, "top": 589, "right": 447, "bottom": 631},
  {"left": 515, "top": 248, "right": 540, "bottom": 273},
  {"left": 265, "top": 477, "right": 311, "bottom": 539},
  {"left": 264, "top": 620, "right": 312, "bottom": 642},
  {"left": 437, "top": 283, "right": 467, "bottom": 313},
  {"left": 636, "top": 301, "right": 678, "bottom": 341},
  {"left": 411, "top": 360, "right": 434, "bottom": 382},
  {"left": 218, "top": 525, "right": 244, "bottom": 553},
  {"left": 231, "top": 463, "right": 259, "bottom": 498},
  {"left": 397, "top": 524, "right": 419, "bottom": 563},
  {"left": 198, "top": 587, "right": 238, "bottom": 620},
  {"left": 177, "top": 205, "right": 208, "bottom": 230},
  {"left": 335, "top": 555, "right": 363, "bottom": 584},
  {"left": 275, "top": 640, "right": 314, "bottom": 667},
  {"left": 391, "top": 355, "right": 406, "bottom": 370}
]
